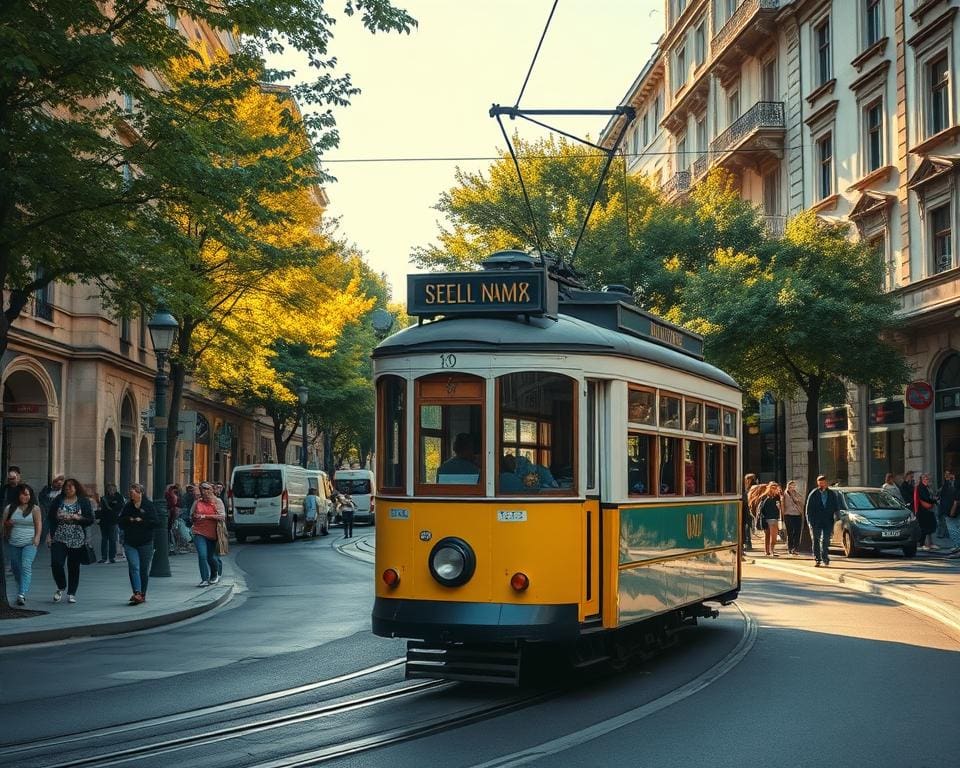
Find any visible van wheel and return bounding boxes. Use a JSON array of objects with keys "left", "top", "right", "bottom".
[
  {"left": 286, "top": 518, "right": 297, "bottom": 542},
  {"left": 235, "top": 532, "right": 247, "bottom": 544}
]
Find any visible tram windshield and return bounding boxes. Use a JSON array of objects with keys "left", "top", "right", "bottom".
[
  {"left": 497, "top": 372, "right": 575, "bottom": 494},
  {"left": 416, "top": 374, "right": 484, "bottom": 488}
]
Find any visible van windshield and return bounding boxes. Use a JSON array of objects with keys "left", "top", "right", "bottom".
[
  {"left": 336, "top": 478, "right": 371, "bottom": 494},
  {"left": 233, "top": 470, "right": 283, "bottom": 499}
]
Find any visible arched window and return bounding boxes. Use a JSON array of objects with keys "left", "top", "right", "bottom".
[{"left": 935, "top": 353, "right": 960, "bottom": 413}]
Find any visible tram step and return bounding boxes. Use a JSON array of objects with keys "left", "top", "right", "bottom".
[{"left": 405, "top": 641, "right": 522, "bottom": 686}]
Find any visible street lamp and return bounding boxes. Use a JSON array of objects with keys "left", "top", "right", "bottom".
[
  {"left": 148, "top": 305, "right": 178, "bottom": 578},
  {"left": 296, "top": 385, "right": 309, "bottom": 469}
]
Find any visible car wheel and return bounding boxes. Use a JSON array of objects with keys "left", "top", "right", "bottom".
[
  {"left": 902, "top": 543, "right": 917, "bottom": 557},
  {"left": 235, "top": 532, "right": 247, "bottom": 544},
  {"left": 842, "top": 530, "right": 859, "bottom": 558},
  {"left": 286, "top": 517, "right": 297, "bottom": 543}
]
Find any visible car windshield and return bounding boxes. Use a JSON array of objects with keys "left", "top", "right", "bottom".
[
  {"left": 843, "top": 490, "right": 905, "bottom": 510},
  {"left": 336, "top": 478, "right": 371, "bottom": 494},
  {"left": 232, "top": 470, "right": 282, "bottom": 499}
]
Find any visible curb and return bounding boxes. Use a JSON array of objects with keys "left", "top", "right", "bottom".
[
  {"left": 0, "top": 583, "right": 234, "bottom": 648},
  {"left": 752, "top": 559, "right": 960, "bottom": 637}
]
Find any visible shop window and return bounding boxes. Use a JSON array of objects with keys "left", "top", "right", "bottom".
[
  {"left": 684, "top": 440, "right": 702, "bottom": 495},
  {"left": 378, "top": 376, "right": 405, "bottom": 491},
  {"left": 416, "top": 375, "right": 484, "bottom": 490},
  {"left": 659, "top": 436, "right": 682, "bottom": 495},
  {"left": 628, "top": 433, "right": 654, "bottom": 496},
  {"left": 498, "top": 372, "right": 575, "bottom": 493},
  {"left": 819, "top": 404, "right": 849, "bottom": 485}
]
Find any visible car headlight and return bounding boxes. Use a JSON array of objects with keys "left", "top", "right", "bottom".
[
  {"left": 428, "top": 537, "right": 476, "bottom": 587},
  {"left": 847, "top": 513, "right": 871, "bottom": 525}
]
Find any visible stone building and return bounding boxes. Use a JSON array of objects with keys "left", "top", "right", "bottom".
[{"left": 603, "top": 0, "right": 960, "bottom": 489}]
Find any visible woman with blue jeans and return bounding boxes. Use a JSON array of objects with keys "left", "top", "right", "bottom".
[
  {"left": 4, "top": 484, "right": 42, "bottom": 606},
  {"left": 190, "top": 483, "right": 225, "bottom": 586},
  {"left": 117, "top": 484, "right": 160, "bottom": 605}
]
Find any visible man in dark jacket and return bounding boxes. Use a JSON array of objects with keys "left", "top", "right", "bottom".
[
  {"left": 936, "top": 470, "right": 955, "bottom": 540},
  {"left": 3, "top": 468, "right": 21, "bottom": 510},
  {"left": 97, "top": 484, "right": 125, "bottom": 563},
  {"left": 805, "top": 474, "right": 840, "bottom": 567},
  {"left": 899, "top": 471, "right": 916, "bottom": 513}
]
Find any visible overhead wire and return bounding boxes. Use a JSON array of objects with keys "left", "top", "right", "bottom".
[{"left": 320, "top": 146, "right": 811, "bottom": 163}]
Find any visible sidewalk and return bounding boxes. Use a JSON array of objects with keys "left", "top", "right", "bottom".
[
  {"left": 744, "top": 530, "right": 960, "bottom": 636},
  {"left": 1, "top": 533, "right": 237, "bottom": 648}
]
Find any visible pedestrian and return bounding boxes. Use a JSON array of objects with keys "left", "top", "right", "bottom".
[
  {"left": 38, "top": 473, "right": 64, "bottom": 545},
  {"left": 117, "top": 483, "right": 160, "bottom": 605},
  {"left": 47, "top": 478, "right": 95, "bottom": 603},
  {"left": 758, "top": 482, "right": 782, "bottom": 556},
  {"left": 165, "top": 483, "right": 180, "bottom": 555},
  {"left": 3, "top": 484, "right": 42, "bottom": 606},
  {"left": 338, "top": 493, "right": 356, "bottom": 539},
  {"left": 805, "top": 474, "right": 839, "bottom": 567},
  {"left": 882, "top": 472, "right": 904, "bottom": 502},
  {"left": 899, "top": 471, "right": 916, "bottom": 513},
  {"left": 190, "top": 482, "right": 225, "bottom": 587},
  {"left": 3, "top": 468, "right": 22, "bottom": 511},
  {"left": 96, "top": 483, "right": 124, "bottom": 563},
  {"left": 303, "top": 487, "right": 320, "bottom": 538},
  {"left": 915, "top": 473, "right": 938, "bottom": 550},
  {"left": 781, "top": 480, "right": 804, "bottom": 554},
  {"left": 943, "top": 480, "right": 960, "bottom": 557},
  {"left": 935, "top": 470, "right": 955, "bottom": 540},
  {"left": 741, "top": 473, "right": 758, "bottom": 554}
]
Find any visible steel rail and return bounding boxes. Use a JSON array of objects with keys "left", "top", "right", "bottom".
[
  {"left": 35, "top": 679, "right": 451, "bottom": 768},
  {"left": 3, "top": 658, "right": 405, "bottom": 758}
]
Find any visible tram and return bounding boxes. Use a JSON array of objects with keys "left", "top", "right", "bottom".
[{"left": 371, "top": 251, "right": 742, "bottom": 684}]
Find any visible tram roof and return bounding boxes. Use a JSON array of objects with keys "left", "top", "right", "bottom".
[{"left": 373, "top": 313, "right": 739, "bottom": 389}]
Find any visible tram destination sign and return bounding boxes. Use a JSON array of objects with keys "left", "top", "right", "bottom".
[
  {"left": 407, "top": 270, "right": 548, "bottom": 317},
  {"left": 617, "top": 305, "right": 704, "bottom": 358}
]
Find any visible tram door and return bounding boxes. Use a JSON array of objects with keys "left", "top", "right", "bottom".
[{"left": 583, "top": 380, "right": 602, "bottom": 620}]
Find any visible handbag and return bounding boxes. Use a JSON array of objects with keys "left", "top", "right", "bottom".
[
  {"left": 215, "top": 520, "right": 230, "bottom": 555},
  {"left": 79, "top": 542, "right": 97, "bottom": 565}
]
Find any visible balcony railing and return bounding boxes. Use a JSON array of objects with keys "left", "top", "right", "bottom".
[
  {"left": 693, "top": 152, "right": 708, "bottom": 179},
  {"left": 711, "top": 0, "right": 780, "bottom": 55},
  {"left": 661, "top": 170, "right": 691, "bottom": 197},
  {"left": 710, "top": 101, "right": 785, "bottom": 154},
  {"left": 764, "top": 215, "right": 786, "bottom": 238},
  {"left": 33, "top": 297, "right": 53, "bottom": 321}
]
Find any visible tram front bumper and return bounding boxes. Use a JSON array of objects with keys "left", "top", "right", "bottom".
[{"left": 372, "top": 597, "right": 580, "bottom": 643}]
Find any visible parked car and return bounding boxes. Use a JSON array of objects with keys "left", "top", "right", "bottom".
[{"left": 831, "top": 487, "right": 920, "bottom": 558}]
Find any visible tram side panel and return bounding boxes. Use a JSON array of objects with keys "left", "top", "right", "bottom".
[{"left": 615, "top": 500, "right": 740, "bottom": 625}]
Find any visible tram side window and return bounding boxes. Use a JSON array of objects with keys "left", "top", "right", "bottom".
[
  {"left": 705, "top": 404, "right": 721, "bottom": 435},
  {"left": 659, "top": 436, "right": 682, "bottom": 495},
  {"left": 628, "top": 388, "right": 656, "bottom": 426},
  {"left": 705, "top": 442, "right": 720, "bottom": 494},
  {"left": 498, "top": 372, "right": 575, "bottom": 493},
  {"left": 628, "top": 433, "right": 653, "bottom": 495},
  {"left": 722, "top": 444, "right": 737, "bottom": 494},
  {"left": 378, "top": 376, "right": 405, "bottom": 491},
  {"left": 416, "top": 374, "right": 484, "bottom": 489},
  {"left": 723, "top": 408, "right": 737, "bottom": 437},
  {"left": 660, "top": 395, "right": 681, "bottom": 429},
  {"left": 684, "top": 440, "right": 702, "bottom": 495}
]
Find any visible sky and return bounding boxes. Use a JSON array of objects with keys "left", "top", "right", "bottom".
[{"left": 273, "top": 0, "right": 662, "bottom": 302}]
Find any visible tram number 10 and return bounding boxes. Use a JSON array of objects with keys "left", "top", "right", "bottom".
[{"left": 440, "top": 353, "right": 457, "bottom": 368}]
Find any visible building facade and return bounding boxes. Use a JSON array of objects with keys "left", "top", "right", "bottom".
[
  {"left": 604, "top": 0, "right": 960, "bottom": 488},
  {"left": 1, "top": 13, "right": 322, "bottom": 497}
]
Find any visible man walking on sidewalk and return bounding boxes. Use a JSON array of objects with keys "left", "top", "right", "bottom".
[
  {"left": 936, "top": 470, "right": 955, "bottom": 541},
  {"left": 805, "top": 475, "right": 840, "bottom": 567},
  {"left": 943, "top": 478, "right": 960, "bottom": 557}
]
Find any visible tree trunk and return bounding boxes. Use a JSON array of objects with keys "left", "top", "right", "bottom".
[
  {"left": 165, "top": 323, "right": 193, "bottom": 485},
  {"left": 804, "top": 378, "right": 823, "bottom": 494},
  {"left": 271, "top": 411, "right": 295, "bottom": 463}
]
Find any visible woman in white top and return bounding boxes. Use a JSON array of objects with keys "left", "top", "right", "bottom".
[{"left": 3, "top": 484, "right": 42, "bottom": 605}]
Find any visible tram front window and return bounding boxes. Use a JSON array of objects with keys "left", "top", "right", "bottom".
[
  {"left": 498, "top": 372, "right": 575, "bottom": 494},
  {"left": 420, "top": 404, "right": 482, "bottom": 485}
]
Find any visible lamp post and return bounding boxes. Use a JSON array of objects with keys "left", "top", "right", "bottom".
[
  {"left": 148, "top": 306, "right": 178, "bottom": 577},
  {"left": 296, "top": 385, "right": 309, "bottom": 469}
]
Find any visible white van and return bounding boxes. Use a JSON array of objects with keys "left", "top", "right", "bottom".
[
  {"left": 333, "top": 468, "right": 376, "bottom": 525},
  {"left": 305, "top": 468, "right": 334, "bottom": 535},
  {"left": 229, "top": 464, "right": 310, "bottom": 542}
]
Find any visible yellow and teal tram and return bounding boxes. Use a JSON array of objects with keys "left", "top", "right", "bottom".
[{"left": 371, "top": 251, "right": 742, "bottom": 683}]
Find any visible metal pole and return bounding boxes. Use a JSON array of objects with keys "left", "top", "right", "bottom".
[
  {"left": 301, "top": 409, "right": 308, "bottom": 469},
  {"left": 150, "top": 352, "right": 171, "bottom": 577}
]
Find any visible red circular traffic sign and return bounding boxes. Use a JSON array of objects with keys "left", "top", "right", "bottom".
[{"left": 905, "top": 381, "right": 934, "bottom": 409}]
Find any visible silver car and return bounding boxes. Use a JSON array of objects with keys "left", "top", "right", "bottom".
[{"left": 831, "top": 487, "right": 920, "bottom": 558}]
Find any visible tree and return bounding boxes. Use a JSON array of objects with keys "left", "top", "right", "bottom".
[
  {"left": 411, "top": 135, "right": 662, "bottom": 295},
  {"left": 679, "top": 211, "right": 912, "bottom": 491},
  {"left": 0, "top": 1, "right": 416, "bottom": 360}
]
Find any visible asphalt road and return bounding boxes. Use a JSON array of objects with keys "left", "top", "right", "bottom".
[{"left": 1, "top": 540, "right": 957, "bottom": 768}]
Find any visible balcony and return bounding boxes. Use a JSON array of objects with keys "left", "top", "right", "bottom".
[
  {"left": 661, "top": 170, "right": 691, "bottom": 199},
  {"left": 693, "top": 152, "right": 708, "bottom": 179},
  {"left": 710, "top": 101, "right": 785, "bottom": 170},
  {"left": 711, "top": 0, "right": 780, "bottom": 84}
]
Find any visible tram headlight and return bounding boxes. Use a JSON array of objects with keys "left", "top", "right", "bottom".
[{"left": 428, "top": 537, "right": 476, "bottom": 587}]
